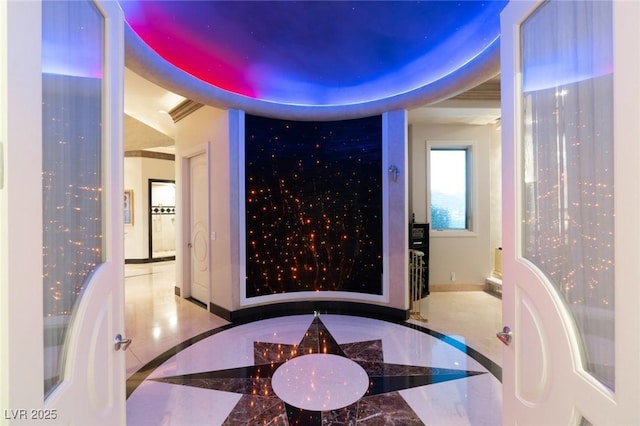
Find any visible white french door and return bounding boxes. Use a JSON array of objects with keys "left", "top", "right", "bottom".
[
  {"left": 1, "top": 1, "right": 126, "bottom": 424},
  {"left": 501, "top": 1, "right": 640, "bottom": 424}
]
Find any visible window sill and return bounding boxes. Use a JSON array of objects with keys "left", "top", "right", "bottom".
[{"left": 430, "top": 229, "right": 477, "bottom": 238}]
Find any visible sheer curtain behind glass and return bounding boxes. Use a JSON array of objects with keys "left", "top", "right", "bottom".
[
  {"left": 42, "top": 1, "right": 104, "bottom": 396},
  {"left": 521, "top": 0, "right": 614, "bottom": 389}
]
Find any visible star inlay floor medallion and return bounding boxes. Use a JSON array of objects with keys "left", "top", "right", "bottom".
[{"left": 147, "top": 315, "right": 486, "bottom": 425}]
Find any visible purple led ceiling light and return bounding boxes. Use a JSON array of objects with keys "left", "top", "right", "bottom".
[{"left": 121, "top": 1, "right": 507, "bottom": 117}]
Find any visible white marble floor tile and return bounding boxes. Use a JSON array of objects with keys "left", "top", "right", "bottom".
[
  {"left": 412, "top": 290, "right": 503, "bottom": 366},
  {"left": 127, "top": 313, "right": 501, "bottom": 425},
  {"left": 124, "top": 261, "right": 229, "bottom": 377},
  {"left": 125, "top": 262, "right": 503, "bottom": 425}
]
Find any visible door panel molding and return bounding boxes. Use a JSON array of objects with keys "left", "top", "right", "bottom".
[{"left": 515, "top": 289, "right": 550, "bottom": 404}]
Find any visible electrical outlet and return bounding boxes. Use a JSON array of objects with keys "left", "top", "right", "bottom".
[{"left": 450, "top": 272, "right": 456, "bottom": 281}]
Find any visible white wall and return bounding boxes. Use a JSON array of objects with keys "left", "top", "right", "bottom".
[
  {"left": 410, "top": 122, "right": 501, "bottom": 287},
  {"left": 124, "top": 157, "right": 144, "bottom": 259},
  {"left": 124, "top": 155, "right": 175, "bottom": 260}
]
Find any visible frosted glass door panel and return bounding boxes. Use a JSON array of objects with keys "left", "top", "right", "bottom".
[
  {"left": 520, "top": 0, "right": 614, "bottom": 389},
  {"left": 42, "top": 0, "right": 104, "bottom": 396}
]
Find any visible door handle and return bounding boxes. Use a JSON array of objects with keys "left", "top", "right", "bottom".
[
  {"left": 114, "top": 334, "right": 132, "bottom": 351},
  {"left": 188, "top": 242, "right": 192, "bottom": 248},
  {"left": 496, "top": 326, "right": 512, "bottom": 346}
]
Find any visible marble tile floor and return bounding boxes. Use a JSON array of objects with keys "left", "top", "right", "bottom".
[
  {"left": 125, "top": 261, "right": 503, "bottom": 425},
  {"left": 410, "top": 291, "right": 503, "bottom": 367},
  {"left": 124, "top": 261, "right": 229, "bottom": 378}
]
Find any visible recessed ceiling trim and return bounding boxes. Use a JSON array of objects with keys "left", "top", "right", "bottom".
[
  {"left": 124, "top": 150, "right": 175, "bottom": 161},
  {"left": 452, "top": 79, "right": 501, "bottom": 101},
  {"left": 169, "top": 99, "right": 204, "bottom": 123},
  {"left": 124, "top": 24, "right": 501, "bottom": 121}
]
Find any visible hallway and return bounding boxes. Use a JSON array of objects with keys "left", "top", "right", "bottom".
[{"left": 124, "top": 261, "right": 502, "bottom": 425}]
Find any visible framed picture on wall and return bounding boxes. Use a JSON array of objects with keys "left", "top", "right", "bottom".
[{"left": 124, "top": 189, "right": 134, "bottom": 225}]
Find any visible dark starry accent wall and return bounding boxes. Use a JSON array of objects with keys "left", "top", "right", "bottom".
[{"left": 244, "top": 114, "right": 383, "bottom": 298}]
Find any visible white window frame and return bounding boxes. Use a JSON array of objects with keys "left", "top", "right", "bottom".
[{"left": 426, "top": 140, "right": 477, "bottom": 237}]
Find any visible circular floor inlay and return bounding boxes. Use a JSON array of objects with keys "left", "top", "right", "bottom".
[{"left": 271, "top": 354, "right": 369, "bottom": 411}]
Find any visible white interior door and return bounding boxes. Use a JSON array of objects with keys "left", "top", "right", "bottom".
[
  {"left": 189, "top": 151, "right": 210, "bottom": 305},
  {"left": 0, "top": 1, "right": 126, "bottom": 424},
  {"left": 501, "top": 1, "right": 640, "bottom": 424}
]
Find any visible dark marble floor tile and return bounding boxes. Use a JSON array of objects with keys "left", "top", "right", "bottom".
[
  {"left": 285, "top": 403, "right": 322, "bottom": 426},
  {"left": 341, "top": 340, "right": 383, "bottom": 363},
  {"left": 357, "top": 392, "right": 423, "bottom": 425},
  {"left": 222, "top": 395, "right": 288, "bottom": 425},
  {"left": 151, "top": 363, "right": 283, "bottom": 395},
  {"left": 298, "top": 317, "right": 347, "bottom": 357},
  {"left": 365, "top": 368, "right": 485, "bottom": 396},
  {"left": 254, "top": 342, "right": 299, "bottom": 364},
  {"left": 322, "top": 402, "right": 359, "bottom": 425}
]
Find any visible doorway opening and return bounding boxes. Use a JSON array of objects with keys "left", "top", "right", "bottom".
[{"left": 149, "top": 179, "right": 176, "bottom": 261}]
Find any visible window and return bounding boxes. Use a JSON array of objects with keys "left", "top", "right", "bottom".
[{"left": 429, "top": 146, "right": 473, "bottom": 231}]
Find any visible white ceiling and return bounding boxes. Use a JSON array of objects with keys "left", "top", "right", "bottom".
[{"left": 408, "top": 99, "right": 501, "bottom": 126}]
